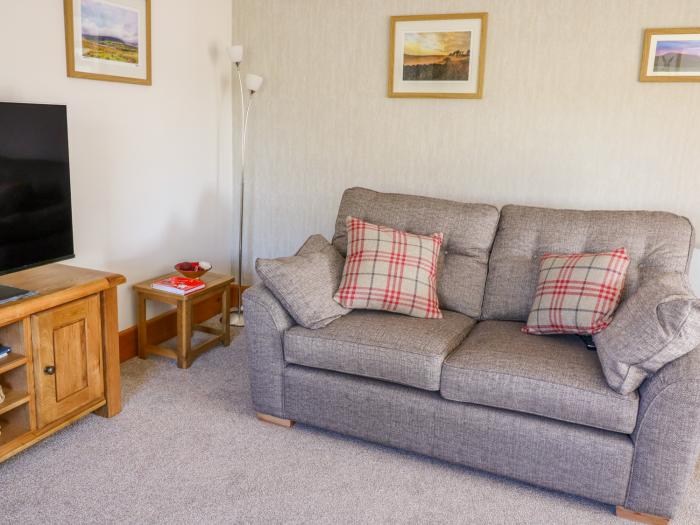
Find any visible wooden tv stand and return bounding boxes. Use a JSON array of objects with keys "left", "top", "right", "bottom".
[{"left": 0, "top": 264, "right": 125, "bottom": 463}]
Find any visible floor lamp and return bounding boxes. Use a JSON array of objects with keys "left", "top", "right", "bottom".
[{"left": 229, "top": 45, "right": 263, "bottom": 327}]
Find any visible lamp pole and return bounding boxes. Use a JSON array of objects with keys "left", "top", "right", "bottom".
[{"left": 229, "top": 45, "right": 263, "bottom": 327}]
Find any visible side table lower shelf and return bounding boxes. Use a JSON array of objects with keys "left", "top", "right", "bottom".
[{"left": 143, "top": 324, "right": 226, "bottom": 365}]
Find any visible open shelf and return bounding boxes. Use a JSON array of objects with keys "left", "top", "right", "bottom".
[
  {"left": 0, "top": 320, "right": 25, "bottom": 358},
  {"left": 0, "top": 362, "right": 28, "bottom": 394},
  {"left": 0, "top": 353, "right": 27, "bottom": 375},
  {"left": 0, "top": 403, "right": 31, "bottom": 447},
  {"left": 0, "top": 388, "right": 30, "bottom": 416},
  {"left": 0, "top": 319, "right": 32, "bottom": 451}
]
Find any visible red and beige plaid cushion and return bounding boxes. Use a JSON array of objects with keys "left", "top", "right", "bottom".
[
  {"left": 334, "top": 216, "right": 443, "bottom": 319},
  {"left": 522, "top": 248, "right": 630, "bottom": 335}
]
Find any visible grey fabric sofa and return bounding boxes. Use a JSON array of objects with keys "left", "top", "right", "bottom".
[{"left": 243, "top": 187, "right": 700, "bottom": 523}]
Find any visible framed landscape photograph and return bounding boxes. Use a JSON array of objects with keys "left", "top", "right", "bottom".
[
  {"left": 640, "top": 27, "right": 700, "bottom": 82},
  {"left": 388, "top": 13, "right": 487, "bottom": 99},
  {"left": 64, "top": 0, "right": 151, "bottom": 85}
]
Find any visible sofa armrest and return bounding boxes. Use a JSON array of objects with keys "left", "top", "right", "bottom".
[
  {"left": 625, "top": 346, "right": 700, "bottom": 518},
  {"left": 243, "top": 283, "right": 295, "bottom": 418}
]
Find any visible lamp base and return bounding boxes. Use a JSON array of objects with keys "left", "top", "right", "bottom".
[{"left": 230, "top": 310, "right": 245, "bottom": 327}]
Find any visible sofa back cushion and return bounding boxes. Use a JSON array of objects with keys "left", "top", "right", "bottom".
[
  {"left": 482, "top": 205, "right": 695, "bottom": 321},
  {"left": 332, "top": 187, "right": 500, "bottom": 318}
]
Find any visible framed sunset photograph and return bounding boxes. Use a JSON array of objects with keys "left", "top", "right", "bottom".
[
  {"left": 640, "top": 27, "right": 700, "bottom": 82},
  {"left": 64, "top": 0, "right": 151, "bottom": 85},
  {"left": 388, "top": 13, "right": 487, "bottom": 99}
]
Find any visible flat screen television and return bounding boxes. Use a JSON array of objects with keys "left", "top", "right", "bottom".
[{"left": 0, "top": 102, "right": 74, "bottom": 302}]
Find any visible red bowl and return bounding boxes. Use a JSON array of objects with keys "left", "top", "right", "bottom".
[{"left": 174, "top": 261, "right": 212, "bottom": 279}]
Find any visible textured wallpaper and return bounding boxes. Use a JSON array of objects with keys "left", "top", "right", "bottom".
[{"left": 232, "top": 0, "right": 700, "bottom": 287}]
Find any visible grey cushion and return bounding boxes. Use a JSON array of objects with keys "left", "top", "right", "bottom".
[
  {"left": 332, "top": 187, "right": 500, "bottom": 318},
  {"left": 441, "top": 320, "right": 639, "bottom": 433},
  {"left": 255, "top": 235, "right": 349, "bottom": 329},
  {"left": 295, "top": 234, "right": 329, "bottom": 255},
  {"left": 482, "top": 205, "right": 695, "bottom": 321},
  {"left": 284, "top": 309, "right": 475, "bottom": 390},
  {"left": 593, "top": 273, "right": 700, "bottom": 394}
]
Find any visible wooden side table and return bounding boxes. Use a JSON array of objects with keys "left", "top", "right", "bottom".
[{"left": 133, "top": 272, "right": 234, "bottom": 369}]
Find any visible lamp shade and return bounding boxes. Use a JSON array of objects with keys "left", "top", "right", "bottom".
[
  {"left": 229, "top": 45, "right": 244, "bottom": 63},
  {"left": 245, "top": 73, "right": 264, "bottom": 92}
]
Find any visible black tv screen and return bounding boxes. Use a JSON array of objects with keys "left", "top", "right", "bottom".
[{"left": 0, "top": 102, "right": 74, "bottom": 276}]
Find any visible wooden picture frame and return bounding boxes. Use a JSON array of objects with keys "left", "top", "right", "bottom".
[
  {"left": 64, "top": 0, "right": 152, "bottom": 85},
  {"left": 640, "top": 27, "right": 700, "bottom": 83},
  {"left": 388, "top": 13, "right": 487, "bottom": 99}
]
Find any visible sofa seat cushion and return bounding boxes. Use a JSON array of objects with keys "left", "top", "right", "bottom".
[
  {"left": 441, "top": 321, "right": 639, "bottom": 433},
  {"left": 284, "top": 309, "right": 475, "bottom": 390}
]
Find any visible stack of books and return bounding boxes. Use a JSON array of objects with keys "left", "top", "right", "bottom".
[{"left": 151, "top": 276, "right": 206, "bottom": 295}]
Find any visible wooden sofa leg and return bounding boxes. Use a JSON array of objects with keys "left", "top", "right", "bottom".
[
  {"left": 616, "top": 506, "right": 669, "bottom": 525},
  {"left": 256, "top": 412, "right": 295, "bottom": 428}
]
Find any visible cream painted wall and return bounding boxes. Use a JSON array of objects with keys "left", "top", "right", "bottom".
[
  {"left": 233, "top": 0, "right": 700, "bottom": 293},
  {"left": 1, "top": 0, "right": 234, "bottom": 328}
]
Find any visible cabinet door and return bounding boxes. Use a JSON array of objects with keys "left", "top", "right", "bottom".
[{"left": 32, "top": 295, "right": 104, "bottom": 428}]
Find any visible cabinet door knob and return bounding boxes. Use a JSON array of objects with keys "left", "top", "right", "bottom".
[{"left": 44, "top": 366, "right": 56, "bottom": 375}]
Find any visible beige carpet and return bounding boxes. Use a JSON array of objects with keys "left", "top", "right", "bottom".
[{"left": 2, "top": 332, "right": 700, "bottom": 524}]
